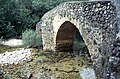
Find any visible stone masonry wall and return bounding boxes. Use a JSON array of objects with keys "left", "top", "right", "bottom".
[{"left": 36, "top": 1, "right": 117, "bottom": 79}]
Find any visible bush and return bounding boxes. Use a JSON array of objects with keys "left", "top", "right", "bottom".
[
  {"left": 73, "top": 41, "right": 86, "bottom": 51},
  {"left": 22, "top": 29, "right": 42, "bottom": 48}
]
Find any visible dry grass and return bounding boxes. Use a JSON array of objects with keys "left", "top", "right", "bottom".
[{"left": 0, "top": 44, "right": 23, "bottom": 53}]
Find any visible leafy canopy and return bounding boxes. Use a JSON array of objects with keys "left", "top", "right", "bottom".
[{"left": 0, "top": 0, "right": 87, "bottom": 38}]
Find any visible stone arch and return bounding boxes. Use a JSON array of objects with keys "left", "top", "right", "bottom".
[
  {"left": 37, "top": 1, "right": 117, "bottom": 78},
  {"left": 55, "top": 21, "right": 83, "bottom": 52},
  {"left": 38, "top": 1, "right": 117, "bottom": 59},
  {"left": 52, "top": 15, "right": 100, "bottom": 59}
]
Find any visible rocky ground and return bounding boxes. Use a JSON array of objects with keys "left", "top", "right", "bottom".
[
  {"left": 1, "top": 39, "right": 23, "bottom": 47},
  {"left": 0, "top": 48, "right": 31, "bottom": 65},
  {"left": 0, "top": 39, "right": 95, "bottom": 79}
]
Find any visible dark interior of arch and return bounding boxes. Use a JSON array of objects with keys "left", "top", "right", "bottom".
[{"left": 56, "top": 21, "right": 89, "bottom": 55}]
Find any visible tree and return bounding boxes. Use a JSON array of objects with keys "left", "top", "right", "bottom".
[{"left": 0, "top": 0, "right": 87, "bottom": 39}]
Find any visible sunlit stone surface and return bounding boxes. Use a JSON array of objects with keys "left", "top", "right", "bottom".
[
  {"left": 80, "top": 67, "right": 96, "bottom": 79},
  {"left": 0, "top": 49, "right": 31, "bottom": 65}
]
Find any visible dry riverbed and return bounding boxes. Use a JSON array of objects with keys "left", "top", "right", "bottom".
[
  {"left": 0, "top": 49, "right": 94, "bottom": 79},
  {"left": 0, "top": 39, "right": 95, "bottom": 79}
]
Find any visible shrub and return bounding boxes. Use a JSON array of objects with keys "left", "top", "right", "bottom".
[
  {"left": 73, "top": 41, "right": 86, "bottom": 51},
  {"left": 22, "top": 29, "right": 42, "bottom": 48}
]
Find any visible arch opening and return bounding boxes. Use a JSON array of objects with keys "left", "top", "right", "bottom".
[{"left": 56, "top": 21, "right": 89, "bottom": 56}]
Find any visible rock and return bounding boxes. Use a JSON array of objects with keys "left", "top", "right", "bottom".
[
  {"left": 79, "top": 67, "right": 96, "bottom": 79},
  {"left": 26, "top": 72, "right": 32, "bottom": 79},
  {"left": 106, "top": 34, "right": 120, "bottom": 78},
  {"left": 33, "top": 72, "right": 54, "bottom": 79},
  {"left": 1, "top": 39, "right": 23, "bottom": 47},
  {"left": 0, "top": 70, "right": 4, "bottom": 79},
  {"left": 55, "top": 68, "right": 59, "bottom": 71},
  {"left": 0, "top": 49, "right": 31, "bottom": 65},
  {"left": 23, "top": 73, "right": 32, "bottom": 79}
]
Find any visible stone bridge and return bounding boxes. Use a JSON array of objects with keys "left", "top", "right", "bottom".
[{"left": 36, "top": 0, "right": 119, "bottom": 79}]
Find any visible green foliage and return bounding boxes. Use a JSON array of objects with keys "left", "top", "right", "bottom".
[
  {"left": 22, "top": 29, "right": 42, "bottom": 48},
  {"left": 0, "top": 0, "right": 87, "bottom": 39},
  {"left": 73, "top": 41, "right": 86, "bottom": 51},
  {"left": 73, "top": 30, "right": 86, "bottom": 51}
]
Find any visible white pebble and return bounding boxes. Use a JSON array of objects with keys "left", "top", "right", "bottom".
[{"left": 0, "top": 49, "right": 31, "bottom": 65}]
